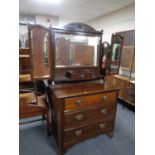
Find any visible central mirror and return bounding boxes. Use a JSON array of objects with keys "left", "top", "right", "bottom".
[{"left": 54, "top": 33, "right": 100, "bottom": 68}]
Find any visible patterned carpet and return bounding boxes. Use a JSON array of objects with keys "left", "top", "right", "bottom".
[{"left": 19, "top": 103, "right": 135, "bottom": 155}]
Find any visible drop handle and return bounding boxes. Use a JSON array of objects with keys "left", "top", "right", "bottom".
[
  {"left": 75, "top": 100, "right": 82, "bottom": 105},
  {"left": 74, "top": 130, "right": 82, "bottom": 136},
  {"left": 100, "top": 109, "right": 107, "bottom": 114},
  {"left": 75, "top": 114, "right": 83, "bottom": 121},
  {"left": 99, "top": 123, "right": 106, "bottom": 129},
  {"left": 102, "top": 96, "right": 109, "bottom": 102}
]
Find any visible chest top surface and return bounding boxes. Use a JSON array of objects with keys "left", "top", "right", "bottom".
[{"left": 50, "top": 80, "right": 119, "bottom": 99}]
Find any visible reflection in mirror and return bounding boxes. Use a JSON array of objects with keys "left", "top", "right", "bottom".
[
  {"left": 109, "top": 34, "right": 123, "bottom": 74},
  {"left": 110, "top": 43, "right": 121, "bottom": 72},
  {"left": 112, "top": 43, "right": 121, "bottom": 61},
  {"left": 55, "top": 33, "right": 100, "bottom": 68},
  {"left": 43, "top": 32, "right": 49, "bottom": 67}
]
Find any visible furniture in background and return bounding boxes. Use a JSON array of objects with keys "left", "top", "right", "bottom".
[
  {"left": 106, "top": 30, "right": 135, "bottom": 106},
  {"left": 28, "top": 23, "right": 119, "bottom": 155},
  {"left": 19, "top": 47, "right": 51, "bottom": 136},
  {"left": 106, "top": 74, "right": 135, "bottom": 106},
  {"left": 19, "top": 90, "right": 50, "bottom": 136}
]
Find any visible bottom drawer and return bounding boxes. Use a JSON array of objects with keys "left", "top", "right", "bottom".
[{"left": 64, "top": 119, "right": 113, "bottom": 149}]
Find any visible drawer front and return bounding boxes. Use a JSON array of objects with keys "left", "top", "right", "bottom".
[
  {"left": 64, "top": 92, "right": 117, "bottom": 111},
  {"left": 64, "top": 119, "right": 113, "bottom": 143},
  {"left": 64, "top": 105, "right": 115, "bottom": 130}
]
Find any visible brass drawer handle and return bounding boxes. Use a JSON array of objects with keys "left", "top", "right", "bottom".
[
  {"left": 100, "top": 109, "right": 107, "bottom": 114},
  {"left": 74, "top": 130, "right": 82, "bottom": 136},
  {"left": 75, "top": 114, "right": 83, "bottom": 121},
  {"left": 102, "top": 96, "right": 109, "bottom": 102},
  {"left": 75, "top": 100, "right": 82, "bottom": 105},
  {"left": 99, "top": 123, "right": 106, "bottom": 129}
]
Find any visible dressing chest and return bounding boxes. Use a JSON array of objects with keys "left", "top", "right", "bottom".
[
  {"left": 50, "top": 80, "right": 119, "bottom": 154},
  {"left": 28, "top": 22, "right": 120, "bottom": 155}
]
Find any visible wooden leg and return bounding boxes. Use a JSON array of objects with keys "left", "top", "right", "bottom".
[
  {"left": 106, "top": 131, "right": 114, "bottom": 138},
  {"left": 46, "top": 112, "right": 51, "bottom": 136}
]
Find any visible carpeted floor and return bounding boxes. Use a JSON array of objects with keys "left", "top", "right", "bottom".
[{"left": 19, "top": 103, "right": 135, "bottom": 155}]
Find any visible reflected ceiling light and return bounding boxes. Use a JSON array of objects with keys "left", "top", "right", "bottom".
[
  {"left": 35, "top": 0, "right": 62, "bottom": 4},
  {"left": 73, "top": 36, "right": 87, "bottom": 41}
]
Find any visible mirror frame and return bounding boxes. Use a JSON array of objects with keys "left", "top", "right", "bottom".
[
  {"left": 108, "top": 34, "right": 123, "bottom": 74},
  {"left": 52, "top": 29, "right": 102, "bottom": 69},
  {"left": 28, "top": 24, "right": 53, "bottom": 80},
  {"left": 51, "top": 23, "right": 103, "bottom": 81}
]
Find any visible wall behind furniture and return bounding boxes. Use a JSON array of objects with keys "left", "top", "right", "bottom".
[
  {"left": 19, "top": 14, "right": 59, "bottom": 47},
  {"left": 87, "top": 4, "right": 135, "bottom": 43},
  {"left": 35, "top": 14, "right": 59, "bottom": 27}
]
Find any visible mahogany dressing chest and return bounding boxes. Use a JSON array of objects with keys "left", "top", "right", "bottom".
[{"left": 28, "top": 22, "right": 119, "bottom": 155}]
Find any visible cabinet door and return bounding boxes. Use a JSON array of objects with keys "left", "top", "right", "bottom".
[{"left": 28, "top": 25, "right": 53, "bottom": 80}]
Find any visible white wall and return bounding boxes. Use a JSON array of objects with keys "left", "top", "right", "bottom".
[
  {"left": 87, "top": 4, "right": 135, "bottom": 43},
  {"left": 35, "top": 14, "right": 59, "bottom": 27}
]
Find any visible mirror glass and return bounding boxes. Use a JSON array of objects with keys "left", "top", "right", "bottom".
[
  {"left": 43, "top": 32, "right": 49, "bottom": 67},
  {"left": 54, "top": 33, "right": 100, "bottom": 68},
  {"left": 110, "top": 43, "right": 121, "bottom": 73}
]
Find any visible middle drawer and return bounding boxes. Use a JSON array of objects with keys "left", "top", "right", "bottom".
[{"left": 64, "top": 104, "right": 115, "bottom": 130}]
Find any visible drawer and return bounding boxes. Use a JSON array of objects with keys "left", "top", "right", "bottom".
[
  {"left": 64, "top": 105, "right": 115, "bottom": 130},
  {"left": 64, "top": 92, "right": 117, "bottom": 111},
  {"left": 64, "top": 119, "right": 113, "bottom": 143}
]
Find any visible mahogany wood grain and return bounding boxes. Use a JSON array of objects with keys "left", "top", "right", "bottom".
[
  {"left": 19, "top": 74, "right": 31, "bottom": 83},
  {"left": 63, "top": 119, "right": 113, "bottom": 150},
  {"left": 116, "top": 30, "right": 135, "bottom": 46},
  {"left": 19, "top": 92, "right": 37, "bottom": 106},
  {"left": 19, "top": 94, "right": 51, "bottom": 136},
  {"left": 124, "top": 81, "right": 135, "bottom": 105},
  {"left": 64, "top": 104, "right": 115, "bottom": 130},
  {"left": 50, "top": 80, "right": 119, "bottom": 154},
  {"left": 64, "top": 91, "right": 117, "bottom": 111},
  {"left": 51, "top": 80, "right": 119, "bottom": 99}
]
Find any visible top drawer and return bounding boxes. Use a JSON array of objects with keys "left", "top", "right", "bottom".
[{"left": 64, "top": 91, "right": 117, "bottom": 111}]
